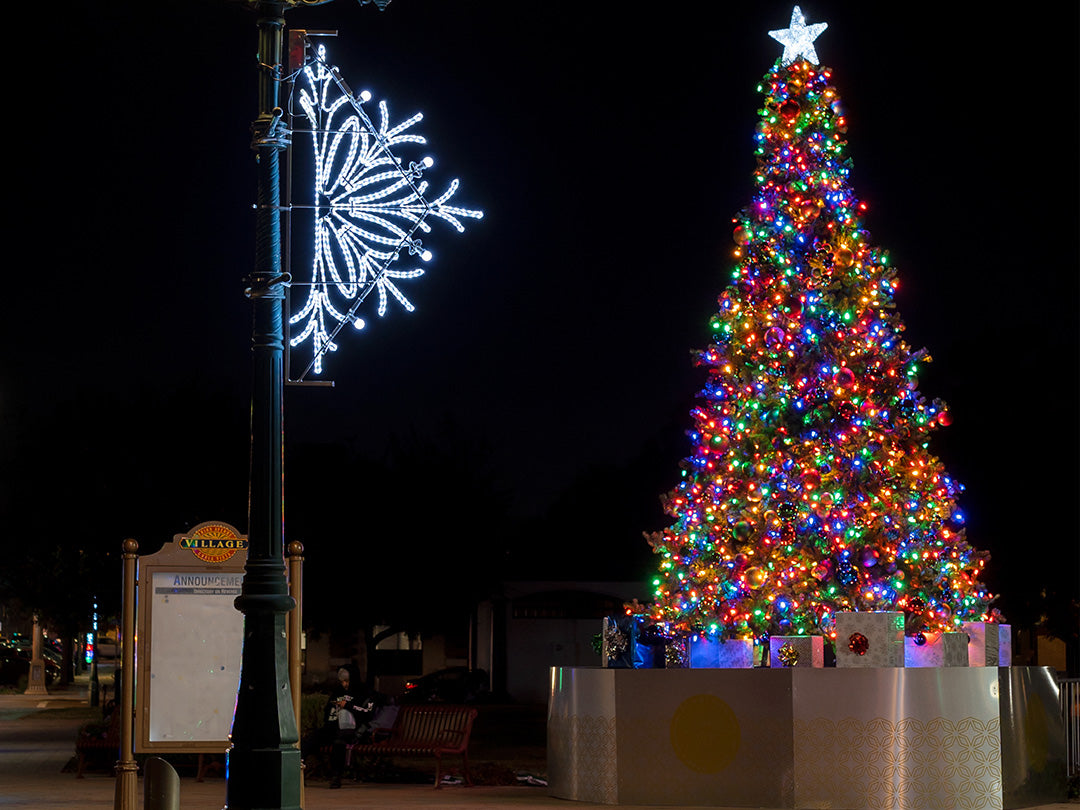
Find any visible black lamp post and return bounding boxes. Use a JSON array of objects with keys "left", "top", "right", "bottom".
[
  {"left": 227, "top": 3, "right": 298, "bottom": 808},
  {"left": 228, "top": 2, "right": 388, "bottom": 807}
]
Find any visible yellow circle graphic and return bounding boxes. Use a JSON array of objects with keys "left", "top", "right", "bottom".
[{"left": 669, "top": 693, "right": 740, "bottom": 773}]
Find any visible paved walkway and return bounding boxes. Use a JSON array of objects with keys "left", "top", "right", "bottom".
[{"left": 1, "top": 671, "right": 1074, "bottom": 810}]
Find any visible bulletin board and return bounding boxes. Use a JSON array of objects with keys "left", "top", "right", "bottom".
[{"left": 135, "top": 521, "right": 248, "bottom": 754}]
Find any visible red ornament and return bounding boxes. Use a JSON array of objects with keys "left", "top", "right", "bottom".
[
  {"left": 848, "top": 632, "right": 869, "bottom": 656},
  {"left": 764, "top": 326, "right": 786, "bottom": 349},
  {"left": 779, "top": 99, "right": 800, "bottom": 119},
  {"left": 832, "top": 367, "right": 856, "bottom": 389},
  {"left": 937, "top": 411, "right": 952, "bottom": 426}
]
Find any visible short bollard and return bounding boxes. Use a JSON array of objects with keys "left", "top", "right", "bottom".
[{"left": 144, "top": 757, "right": 180, "bottom": 810}]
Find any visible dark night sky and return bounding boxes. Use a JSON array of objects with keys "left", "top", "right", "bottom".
[{"left": 4, "top": 2, "right": 1078, "bottom": 622}]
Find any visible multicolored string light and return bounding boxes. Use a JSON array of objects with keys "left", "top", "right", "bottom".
[{"left": 646, "top": 52, "right": 996, "bottom": 644}]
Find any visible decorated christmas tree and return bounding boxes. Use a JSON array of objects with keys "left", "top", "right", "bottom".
[{"left": 646, "top": 8, "right": 997, "bottom": 648}]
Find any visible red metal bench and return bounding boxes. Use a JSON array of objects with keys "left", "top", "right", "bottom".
[
  {"left": 346, "top": 704, "right": 477, "bottom": 788},
  {"left": 75, "top": 709, "right": 121, "bottom": 778}
]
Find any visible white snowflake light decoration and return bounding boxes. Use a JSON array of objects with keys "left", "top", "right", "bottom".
[{"left": 289, "top": 44, "right": 482, "bottom": 377}]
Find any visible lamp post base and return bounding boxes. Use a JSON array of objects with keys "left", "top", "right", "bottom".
[{"left": 225, "top": 748, "right": 301, "bottom": 810}]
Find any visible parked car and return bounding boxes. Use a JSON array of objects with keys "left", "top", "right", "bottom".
[
  {"left": 400, "top": 667, "right": 490, "bottom": 704},
  {"left": 0, "top": 646, "right": 59, "bottom": 687}
]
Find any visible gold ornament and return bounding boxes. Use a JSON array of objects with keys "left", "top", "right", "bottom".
[
  {"left": 745, "top": 567, "right": 768, "bottom": 588},
  {"left": 798, "top": 199, "right": 821, "bottom": 221}
]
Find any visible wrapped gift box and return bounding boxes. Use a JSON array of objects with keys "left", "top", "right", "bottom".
[
  {"left": 602, "top": 616, "right": 637, "bottom": 668},
  {"left": 998, "top": 624, "right": 1012, "bottom": 665},
  {"left": 904, "top": 631, "right": 969, "bottom": 667},
  {"left": 602, "top": 617, "right": 670, "bottom": 668},
  {"left": 963, "top": 622, "right": 1012, "bottom": 667},
  {"left": 753, "top": 640, "right": 768, "bottom": 668},
  {"left": 634, "top": 621, "right": 669, "bottom": 669},
  {"left": 688, "top": 635, "right": 754, "bottom": 668},
  {"left": 835, "top": 612, "right": 904, "bottom": 667},
  {"left": 769, "top": 635, "right": 824, "bottom": 668}
]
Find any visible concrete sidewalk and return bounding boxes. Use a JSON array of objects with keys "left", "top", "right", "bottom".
[
  {"left": 0, "top": 673, "right": 573, "bottom": 809},
  {"left": 1, "top": 672, "right": 1073, "bottom": 810},
  {"left": 6, "top": 775, "right": 1078, "bottom": 810}
]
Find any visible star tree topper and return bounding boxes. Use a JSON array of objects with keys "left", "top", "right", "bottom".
[{"left": 769, "top": 6, "right": 828, "bottom": 65}]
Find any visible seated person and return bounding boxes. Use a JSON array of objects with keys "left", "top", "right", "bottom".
[{"left": 319, "top": 667, "right": 376, "bottom": 788}]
